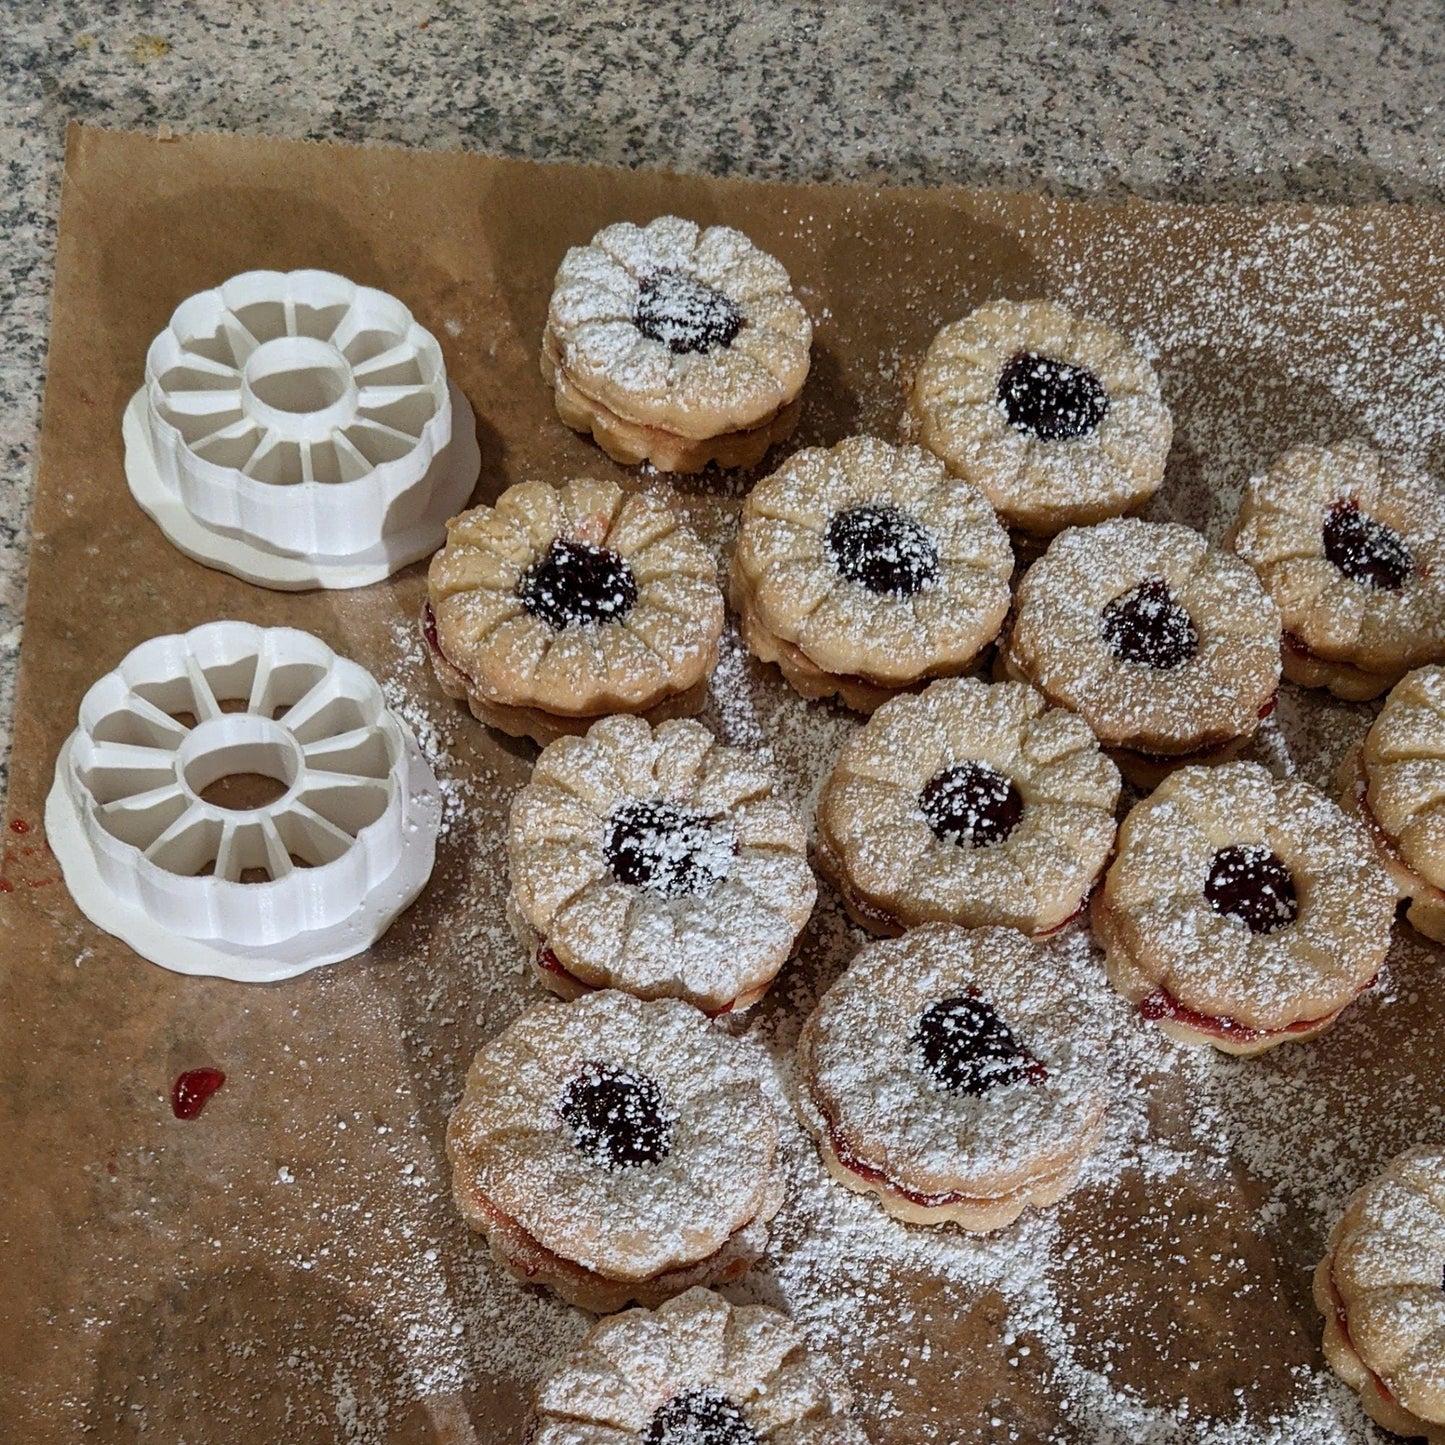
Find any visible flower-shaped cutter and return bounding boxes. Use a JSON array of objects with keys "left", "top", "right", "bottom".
[
  {"left": 123, "top": 269, "right": 481, "bottom": 590},
  {"left": 45, "top": 621, "right": 441, "bottom": 980}
]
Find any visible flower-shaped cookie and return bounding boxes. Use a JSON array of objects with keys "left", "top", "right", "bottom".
[
  {"left": 729, "top": 435, "right": 1014, "bottom": 713},
  {"left": 815, "top": 677, "right": 1120, "bottom": 938},
  {"left": 1314, "top": 1146, "right": 1445, "bottom": 1445},
  {"left": 542, "top": 215, "right": 813, "bottom": 472},
  {"left": 508, "top": 714, "right": 816, "bottom": 1015},
  {"left": 425, "top": 477, "right": 723, "bottom": 744},
  {"left": 797, "top": 924, "right": 1110, "bottom": 1230},
  {"left": 1094, "top": 762, "right": 1396, "bottom": 1055},
  {"left": 1002, "top": 518, "right": 1282, "bottom": 784},
  {"left": 529, "top": 1287, "right": 868, "bottom": 1445},
  {"left": 1229, "top": 441, "right": 1445, "bottom": 700},
  {"left": 446, "top": 990, "right": 784, "bottom": 1314},
  {"left": 1340, "top": 663, "right": 1445, "bottom": 942},
  {"left": 906, "top": 300, "right": 1173, "bottom": 538}
]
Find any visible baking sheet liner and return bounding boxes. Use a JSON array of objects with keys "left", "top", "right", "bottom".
[{"left": 3, "top": 124, "right": 1442, "bottom": 1443}]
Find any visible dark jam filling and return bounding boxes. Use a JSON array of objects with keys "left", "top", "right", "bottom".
[
  {"left": 603, "top": 800, "right": 734, "bottom": 897},
  {"left": 634, "top": 270, "right": 744, "bottom": 355},
  {"left": 645, "top": 1388, "right": 759, "bottom": 1445},
  {"left": 919, "top": 762, "right": 1024, "bottom": 848},
  {"left": 1323, "top": 500, "right": 1413, "bottom": 591},
  {"left": 1204, "top": 844, "right": 1298, "bottom": 934},
  {"left": 823, "top": 503, "right": 940, "bottom": 597},
  {"left": 996, "top": 350, "right": 1109, "bottom": 441},
  {"left": 1100, "top": 577, "right": 1199, "bottom": 670},
  {"left": 557, "top": 1062, "right": 672, "bottom": 1169},
  {"left": 913, "top": 994, "right": 1046, "bottom": 1095},
  {"left": 517, "top": 539, "right": 638, "bottom": 631}
]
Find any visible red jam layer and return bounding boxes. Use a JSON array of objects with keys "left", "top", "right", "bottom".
[
  {"left": 824, "top": 1110, "right": 973, "bottom": 1210},
  {"left": 422, "top": 601, "right": 470, "bottom": 686},
  {"left": 1331, "top": 1271, "right": 1397, "bottom": 1407},
  {"left": 1138, "top": 983, "right": 1372, "bottom": 1044}
]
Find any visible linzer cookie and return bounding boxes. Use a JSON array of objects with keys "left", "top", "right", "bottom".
[
  {"left": 529, "top": 1286, "right": 868, "bottom": 1445},
  {"left": 1001, "top": 517, "right": 1282, "bottom": 785},
  {"left": 508, "top": 714, "right": 815, "bottom": 1015},
  {"left": 542, "top": 215, "right": 812, "bottom": 472},
  {"left": 1339, "top": 663, "right": 1445, "bottom": 942},
  {"left": 1093, "top": 762, "right": 1396, "bottom": 1056},
  {"left": 425, "top": 477, "right": 723, "bottom": 744},
  {"left": 815, "top": 677, "right": 1120, "bottom": 938},
  {"left": 1313, "top": 1146, "right": 1445, "bottom": 1445},
  {"left": 796, "top": 923, "right": 1109, "bottom": 1230},
  {"left": 729, "top": 436, "right": 1013, "bottom": 712},
  {"left": 1229, "top": 441, "right": 1445, "bottom": 700},
  {"left": 905, "top": 299, "right": 1172, "bottom": 540},
  {"left": 446, "top": 990, "right": 784, "bottom": 1314}
]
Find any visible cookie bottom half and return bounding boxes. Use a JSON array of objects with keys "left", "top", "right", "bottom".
[
  {"left": 1313, "top": 1252, "right": 1445, "bottom": 1445},
  {"left": 812, "top": 817, "right": 1093, "bottom": 942},
  {"left": 796, "top": 1076, "right": 1098, "bottom": 1232},
  {"left": 543, "top": 331, "right": 802, "bottom": 474},
  {"left": 1091, "top": 893, "right": 1361, "bottom": 1057},
  {"left": 1338, "top": 745, "right": 1445, "bottom": 943},
  {"left": 1284, "top": 635, "right": 1405, "bottom": 702},
  {"left": 506, "top": 895, "right": 777, "bottom": 1017},
  {"left": 455, "top": 1177, "right": 781, "bottom": 1314},
  {"left": 424, "top": 603, "right": 709, "bottom": 746}
]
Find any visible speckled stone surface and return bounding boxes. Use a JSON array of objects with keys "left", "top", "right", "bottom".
[{"left": 3, "top": 1, "right": 1444, "bottom": 799}]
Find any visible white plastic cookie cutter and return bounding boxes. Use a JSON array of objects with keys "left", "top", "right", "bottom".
[
  {"left": 45, "top": 621, "right": 442, "bottom": 981},
  {"left": 123, "top": 269, "right": 482, "bottom": 590}
]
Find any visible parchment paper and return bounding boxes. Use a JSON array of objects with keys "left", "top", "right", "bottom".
[{"left": 3, "top": 124, "right": 1442, "bottom": 1444}]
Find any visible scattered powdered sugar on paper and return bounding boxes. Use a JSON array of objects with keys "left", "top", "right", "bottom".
[{"left": 134, "top": 207, "right": 1445, "bottom": 1444}]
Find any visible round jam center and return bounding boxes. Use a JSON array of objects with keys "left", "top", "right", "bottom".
[
  {"left": 558, "top": 1062, "right": 672, "bottom": 1169},
  {"left": 1204, "top": 844, "right": 1298, "bottom": 935},
  {"left": 1100, "top": 577, "right": 1199, "bottom": 670},
  {"left": 919, "top": 762, "right": 1024, "bottom": 848},
  {"left": 604, "top": 800, "right": 735, "bottom": 897},
  {"left": 1323, "top": 500, "right": 1413, "bottom": 591},
  {"left": 517, "top": 538, "right": 638, "bottom": 631},
  {"left": 645, "top": 1389, "right": 759, "bottom": 1445},
  {"left": 996, "top": 350, "right": 1110, "bottom": 441},
  {"left": 634, "top": 270, "right": 744, "bottom": 355},
  {"left": 913, "top": 995, "right": 1037, "bottom": 1095},
  {"left": 824, "top": 503, "right": 940, "bottom": 597}
]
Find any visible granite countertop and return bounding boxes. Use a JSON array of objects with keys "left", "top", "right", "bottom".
[{"left": 3, "top": 1, "right": 1443, "bottom": 799}]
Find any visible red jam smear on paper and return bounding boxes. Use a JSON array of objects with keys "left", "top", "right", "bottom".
[{"left": 171, "top": 1068, "right": 226, "bottom": 1119}]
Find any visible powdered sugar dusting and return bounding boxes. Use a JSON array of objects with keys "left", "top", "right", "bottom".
[{"left": 72, "top": 199, "right": 1445, "bottom": 1443}]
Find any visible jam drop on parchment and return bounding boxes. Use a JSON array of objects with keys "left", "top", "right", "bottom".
[{"left": 171, "top": 1068, "right": 226, "bottom": 1120}]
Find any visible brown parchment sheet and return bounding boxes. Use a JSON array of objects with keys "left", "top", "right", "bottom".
[{"left": 3, "top": 124, "right": 1444, "bottom": 1444}]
